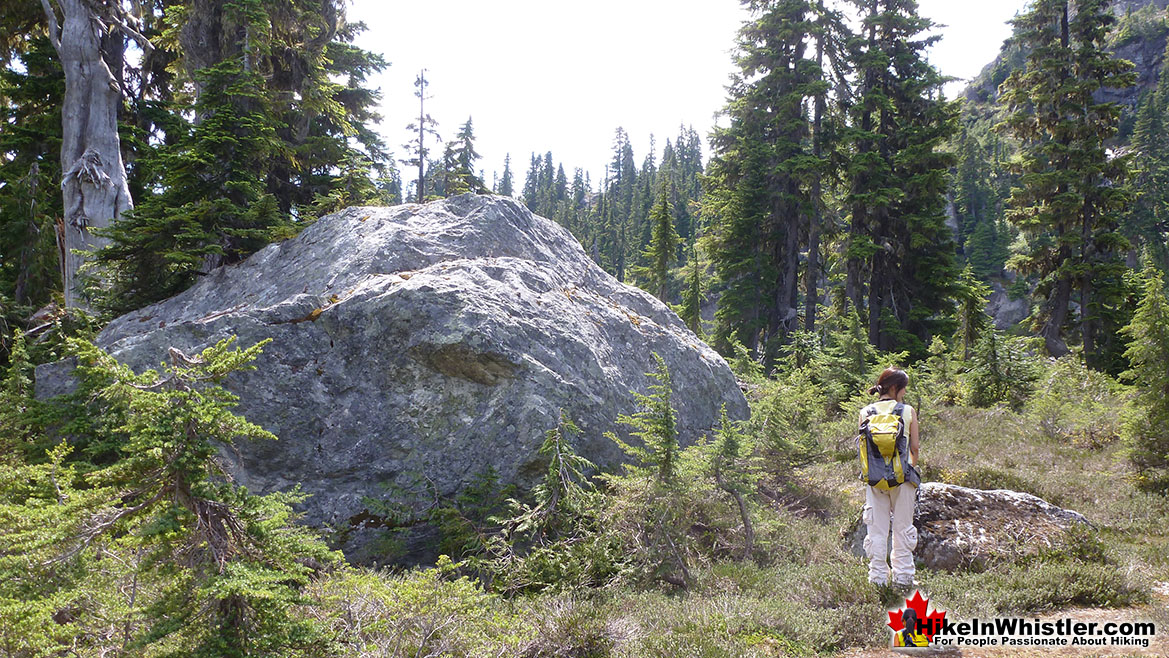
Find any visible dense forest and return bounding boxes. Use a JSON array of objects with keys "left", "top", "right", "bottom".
[{"left": 3, "top": 0, "right": 1169, "bottom": 656}]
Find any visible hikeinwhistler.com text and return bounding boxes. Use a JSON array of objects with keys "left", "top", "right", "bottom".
[{"left": 924, "top": 617, "right": 1157, "bottom": 648}]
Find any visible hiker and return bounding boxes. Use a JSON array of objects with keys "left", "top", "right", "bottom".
[
  {"left": 893, "top": 607, "right": 930, "bottom": 647},
  {"left": 857, "top": 367, "right": 921, "bottom": 588}
]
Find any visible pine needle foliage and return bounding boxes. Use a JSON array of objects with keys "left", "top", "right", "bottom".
[
  {"left": 607, "top": 352, "right": 679, "bottom": 482},
  {"left": 0, "top": 336, "right": 339, "bottom": 657},
  {"left": 1119, "top": 263, "right": 1169, "bottom": 492}
]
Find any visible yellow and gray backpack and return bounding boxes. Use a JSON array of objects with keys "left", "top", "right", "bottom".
[{"left": 857, "top": 400, "right": 920, "bottom": 490}]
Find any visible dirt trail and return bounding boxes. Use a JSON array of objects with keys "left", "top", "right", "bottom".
[{"left": 839, "top": 583, "right": 1169, "bottom": 658}]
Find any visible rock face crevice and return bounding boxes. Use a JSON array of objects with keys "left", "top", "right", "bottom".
[{"left": 37, "top": 194, "right": 748, "bottom": 562}]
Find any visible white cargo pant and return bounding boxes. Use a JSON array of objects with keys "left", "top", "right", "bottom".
[{"left": 863, "top": 482, "right": 917, "bottom": 585}]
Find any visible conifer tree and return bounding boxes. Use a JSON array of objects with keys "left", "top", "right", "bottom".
[
  {"left": 679, "top": 237, "right": 706, "bottom": 336},
  {"left": 710, "top": 405, "right": 756, "bottom": 560},
  {"left": 996, "top": 0, "right": 1136, "bottom": 359},
  {"left": 404, "top": 70, "right": 439, "bottom": 203},
  {"left": 94, "top": 2, "right": 287, "bottom": 314},
  {"left": 845, "top": 0, "right": 961, "bottom": 357},
  {"left": 0, "top": 337, "right": 338, "bottom": 655},
  {"left": 446, "top": 117, "right": 487, "bottom": 195},
  {"left": 631, "top": 188, "right": 679, "bottom": 301},
  {"left": 0, "top": 35, "right": 63, "bottom": 313},
  {"left": 1127, "top": 49, "right": 1169, "bottom": 274},
  {"left": 497, "top": 154, "right": 514, "bottom": 196},
  {"left": 953, "top": 265, "right": 992, "bottom": 360},
  {"left": 1119, "top": 262, "right": 1169, "bottom": 491},
  {"left": 707, "top": 0, "right": 824, "bottom": 361},
  {"left": 87, "top": 0, "right": 387, "bottom": 314},
  {"left": 608, "top": 353, "right": 679, "bottom": 482}
]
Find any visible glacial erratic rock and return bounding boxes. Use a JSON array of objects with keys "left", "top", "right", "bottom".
[
  {"left": 36, "top": 194, "right": 748, "bottom": 562},
  {"left": 847, "top": 482, "right": 1091, "bottom": 572}
]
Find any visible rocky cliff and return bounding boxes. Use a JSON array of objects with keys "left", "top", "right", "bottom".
[
  {"left": 38, "top": 194, "right": 749, "bottom": 561},
  {"left": 964, "top": 0, "right": 1169, "bottom": 114}
]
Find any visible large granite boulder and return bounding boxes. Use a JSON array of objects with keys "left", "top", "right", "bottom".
[
  {"left": 37, "top": 194, "right": 748, "bottom": 560},
  {"left": 847, "top": 483, "right": 1091, "bottom": 571}
]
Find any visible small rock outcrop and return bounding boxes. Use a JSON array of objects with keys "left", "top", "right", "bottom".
[
  {"left": 987, "top": 279, "right": 1031, "bottom": 330},
  {"left": 848, "top": 483, "right": 1091, "bottom": 571},
  {"left": 37, "top": 194, "right": 748, "bottom": 561}
]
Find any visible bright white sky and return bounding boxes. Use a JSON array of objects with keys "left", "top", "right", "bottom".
[{"left": 348, "top": 0, "right": 1025, "bottom": 191}]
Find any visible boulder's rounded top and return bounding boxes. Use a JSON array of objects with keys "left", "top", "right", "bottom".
[{"left": 100, "top": 194, "right": 632, "bottom": 345}]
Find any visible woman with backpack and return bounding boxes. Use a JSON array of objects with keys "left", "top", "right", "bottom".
[{"left": 857, "top": 367, "right": 921, "bottom": 589}]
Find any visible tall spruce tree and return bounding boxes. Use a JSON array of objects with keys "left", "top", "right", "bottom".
[
  {"left": 1127, "top": 47, "right": 1169, "bottom": 274},
  {"left": 0, "top": 34, "right": 64, "bottom": 315},
  {"left": 1119, "top": 261, "right": 1169, "bottom": 491},
  {"left": 497, "top": 153, "right": 514, "bottom": 196},
  {"left": 845, "top": 0, "right": 961, "bottom": 358},
  {"left": 707, "top": 0, "right": 822, "bottom": 362},
  {"left": 446, "top": 117, "right": 487, "bottom": 195},
  {"left": 88, "top": 0, "right": 387, "bottom": 314},
  {"left": 631, "top": 186, "right": 679, "bottom": 301},
  {"left": 679, "top": 236, "right": 706, "bottom": 336},
  {"left": 996, "top": 0, "right": 1136, "bottom": 360}
]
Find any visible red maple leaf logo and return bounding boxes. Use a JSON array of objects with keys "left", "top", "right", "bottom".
[{"left": 887, "top": 590, "right": 947, "bottom": 641}]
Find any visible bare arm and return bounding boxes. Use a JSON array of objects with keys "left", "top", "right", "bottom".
[{"left": 909, "top": 409, "right": 919, "bottom": 466}]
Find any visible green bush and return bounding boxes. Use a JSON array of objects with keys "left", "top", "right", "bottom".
[
  {"left": 1026, "top": 354, "right": 1122, "bottom": 446},
  {"left": 963, "top": 331, "right": 1042, "bottom": 410},
  {"left": 0, "top": 337, "right": 339, "bottom": 657},
  {"left": 1119, "top": 264, "right": 1169, "bottom": 493},
  {"left": 303, "top": 557, "right": 528, "bottom": 657},
  {"left": 746, "top": 370, "right": 824, "bottom": 470}
]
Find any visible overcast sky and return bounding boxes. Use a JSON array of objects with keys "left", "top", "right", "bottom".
[{"left": 348, "top": 0, "right": 1024, "bottom": 191}]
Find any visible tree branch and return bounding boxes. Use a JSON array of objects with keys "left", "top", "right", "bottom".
[{"left": 39, "top": 0, "right": 62, "bottom": 54}]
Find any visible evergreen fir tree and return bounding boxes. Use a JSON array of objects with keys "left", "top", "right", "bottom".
[
  {"left": 845, "top": 0, "right": 961, "bottom": 358},
  {"left": 679, "top": 237, "right": 706, "bottom": 336},
  {"left": 1126, "top": 48, "right": 1169, "bottom": 274},
  {"left": 707, "top": 0, "right": 824, "bottom": 361},
  {"left": 498, "top": 153, "right": 514, "bottom": 196},
  {"left": 608, "top": 353, "right": 679, "bottom": 482},
  {"left": 0, "top": 337, "right": 338, "bottom": 655},
  {"left": 631, "top": 187, "right": 679, "bottom": 301},
  {"left": 953, "top": 265, "right": 992, "bottom": 360},
  {"left": 0, "top": 35, "right": 63, "bottom": 314},
  {"left": 1119, "top": 261, "right": 1169, "bottom": 491},
  {"left": 996, "top": 0, "right": 1136, "bottom": 360},
  {"left": 446, "top": 117, "right": 487, "bottom": 195},
  {"left": 94, "top": 3, "right": 288, "bottom": 315}
]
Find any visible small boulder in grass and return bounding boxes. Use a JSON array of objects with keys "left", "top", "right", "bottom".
[{"left": 847, "top": 482, "right": 1091, "bottom": 571}]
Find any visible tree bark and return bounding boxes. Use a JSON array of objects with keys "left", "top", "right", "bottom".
[
  {"left": 1043, "top": 267, "right": 1073, "bottom": 357},
  {"left": 42, "top": 0, "right": 133, "bottom": 309}
]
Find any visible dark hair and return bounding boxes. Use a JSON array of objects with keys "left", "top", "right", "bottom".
[
  {"left": 902, "top": 607, "right": 919, "bottom": 632},
  {"left": 868, "top": 367, "right": 909, "bottom": 397}
]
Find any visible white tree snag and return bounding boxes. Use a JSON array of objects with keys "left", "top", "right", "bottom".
[{"left": 41, "top": 0, "right": 134, "bottom": 309}]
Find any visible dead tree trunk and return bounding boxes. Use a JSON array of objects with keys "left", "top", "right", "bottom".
[{"left": 40, "top": 0, "right": 136, "bottom": 309}]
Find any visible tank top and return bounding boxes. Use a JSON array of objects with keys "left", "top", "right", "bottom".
[{"left": 862, "top": 398, "right": 914, "bottom": 426}]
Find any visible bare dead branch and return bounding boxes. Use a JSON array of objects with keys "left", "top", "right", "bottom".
[{"left": 39, "top": 0, "right": 62, "bottom": 53}]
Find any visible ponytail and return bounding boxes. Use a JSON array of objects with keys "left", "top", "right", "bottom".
[{"left": 870, "top": 367, "right": 909, "bottom": 397}]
